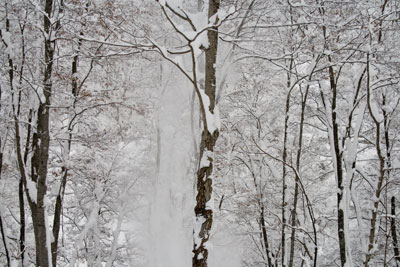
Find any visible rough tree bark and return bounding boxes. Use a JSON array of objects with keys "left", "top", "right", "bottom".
[
  {"left": 153, "top": 1, "right": 223, "bottom": 265},
  {"left": 192, "top": 1, "right": 220, "bottom": 267},
  {"left": 26, "top": 0, "right": 56, "bottom": 266}
]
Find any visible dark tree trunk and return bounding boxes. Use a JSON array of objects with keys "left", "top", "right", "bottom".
[
  {"left": 5, "top": 3, "right": 28, "bottom": 264},
  {"left": 261, "top": 205, "right": 273, "bottom": 267},
  {"left": 28, "top": 1, "right": 55, "bottom": 266},
  {"left": 19, "top": 110, "right": 31, "bottom": 267},
  {"left": 192, "top": 1, "right": 220, "bottom": 267},
  {"left": 51, "top": 166, "right": 68, "bottom": 267},
  {"left": 324, "top": 60, "right": 347, "bottom": 267},
  {"left": 364, "top": 54, "right": 386, "bottom": 267},
  {"left": 281, "top": 56, "right": 294, "bottom": 267},
  {"left": 52, "top": 22, "right": 78, "bottom": 267},
  {"left": 391, "top": 197, "right": 400, "bottom": 265},
  {"left": 288, "top": 86, "right": 308, "bottom": 267},
  {"left": 193, "top": 130, "right": 219, "bottom": 267},
  {"left": 319, "top": 59, "right": 346, "bottom": 267}
]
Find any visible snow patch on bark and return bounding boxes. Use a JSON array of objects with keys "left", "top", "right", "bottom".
[
  {"left": 26, "top": 178, "right": 38, "bottom": 203},
  {"left": 44, "top": 196, "right": 54, "bottom": 267},
  {"left": 193, "top": 216, "right": 206, "bottom": 250},
  {"left": 200, "top": 150, "right": 213, "bottom": 169},
  {"left": 199, "top": 89, "right": 220, "bottom": 133}
]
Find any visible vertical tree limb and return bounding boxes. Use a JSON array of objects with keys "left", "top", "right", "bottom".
[
  {"left": 192, "top": 1, "right": 220, "bottom": 267},
  {"left": 391, "top": 197, "right": 400, "bottom": 265}
]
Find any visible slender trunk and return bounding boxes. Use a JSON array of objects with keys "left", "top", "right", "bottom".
[
  {"left": 382, "top": 93, "right": 390, "bottom": 266},
  {"left": 18, "top": 17, "right": 28, "bottom": 267},
  {"left": 281, "top": 56, "right": 294, "bottom": 267},
  {"left": 52, "top": 18, "right": 79, "bottom": 266},
  {"left": 283, "top": 13, "right": 295, "bottom": 265},
  {"left": 192, "top": 2, "right": 219, "bottom": 267},
  {"left": 13, "top": 106, "right": 30, "bottom": 266},
  {"left": 5, "top": 3, "right": 28, "bottom": 264},
  {"left": 29, "top": 1, "right": 55, "bottom": 266},
  {"left": 384, "top": 98, "right": 399, "bottom": 265},
  {"left": 288, "top": 86, "right": 308, "bottom": 267},
  {"left": 364, "top": 53, "right": 386, "bottom": 267},
  {"left": 51, "top": 165, "right": 68, "bottom": 267},
  {"left": 288, "top": 159, "right": 300, "bottom": 265},
  {"left": 18, "top": 171, "right": 25, "bottom": 265},
  {"left": 19, "top": 110, "right": 31, "bottom": 266},
  {"left": 14, "top": 117, "right": 34, "bottom": 263},
  {"left": 318, "top": 4, "right": 348, "bottom": 260},
  {"left": 281, "top": 107, "right": 288, "bottom": 267},
  {"left": 0, "top": 216, "right": 10, "bottom": 267},
  {"left": 261, "top": 204, "right": 274, "bottom": 267},
  {"left": 328, "top": 60, "right": 347, "bottom": 267},
  {"left": 363, "top": 0, "right": 389, "bottom": 262},
  {"left": 391, "top": 197, "right": 400, "bottom": 265},
  {"left": 320, "top": 60, "right": 347, "bottom": 266},
  {"left": 0, "top": 138, "right": 10, "bottom": 267},
  {"left": 51, "top": 135, "right": 71, "bottom": 266}
]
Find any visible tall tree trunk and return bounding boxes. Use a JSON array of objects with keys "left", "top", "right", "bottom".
[
  {"left": 329, "top": 65, "right": 347, "bottom": 267},
  {"left": 18, "top": 162, "right": 26, "bottom": 266},
  {"left": 364, "top": 1, "right": 390, "bottom": 264},
  {"left": 192, "top": 1, "right": 220, "bottom": 267},
  {"left": 52, "top": 20, "right": 79, "bottom": 267},
  {"left": 364, "top": 53, "right": 386, "bottom": 267},
  {"left": 385, "top": 98, "right": 399, "bottom": 266},
  {"left": 318, "top": 2, "right": 349, "bottom": 260},
  {"left": 320, "top": 56, "right": 349, "bottom": 267},
  {"left": 19, "top": 110, "right": 31, "bottom": 267},
  {"left": 281, "top": 54, "right": 294, "bottom": 267},
  {"left": 261, "top": 204, "right": 274, "bottom": 267},
  {"left": 5, "top": 2, "right": 28, "bottom": 264},
  {"left": 28, "top": 1, "right": 55, "bottom": 266},
  {"left": 288, "top": 86, "right": 308, "bottom": 267},
  {"left": 319, "top": 59, "right": 348, "bottom": 267}
]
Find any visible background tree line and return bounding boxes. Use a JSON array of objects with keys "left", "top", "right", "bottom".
[{"left": 0, "top": 0, "right": 399, "bottom": 267}]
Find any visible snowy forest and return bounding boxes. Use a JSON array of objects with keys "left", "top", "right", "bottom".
[{"left": 0, "top": 0, "right": 400, "bottom": 267}]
